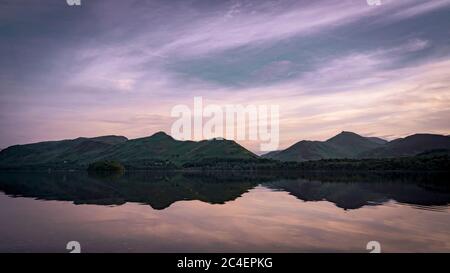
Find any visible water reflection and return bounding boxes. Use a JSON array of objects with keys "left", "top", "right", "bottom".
[
  {"left": 0, "top": 171, "right": 448, "bottom": 210},
  {"left": 0, "top": 171, "right": 449, "bottom": 252},
  {"left": 266, "top": 172, "right": 450, "bottom": 210},
  {"left": 0, "top": 171, "right": 259, "bottom": 209}
]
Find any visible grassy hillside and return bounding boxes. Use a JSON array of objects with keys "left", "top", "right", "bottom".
[
  {"left": 326, "top": 131, "right": 383, "bottom": 157},
  {"left": 1, "top": 131, "right": 449, "bottom": 170},
  {"left": 266, "top": 141, "right": 344, "bottom": 161},
  {"left": 360, "top": 134, "right": 450, "bottom": 158},
  {"left": 91, "top": 132, "right": 256, "bottom": 167},
  {"left": 263, "top": 132, "right": 450, "bottom": 162},
  {"left": 366, "top": 137, "right": 388, "bottom": 145},
  {"left": 263, "top": 131, "right": 385, "bottom": 162},
  {"left": 0, "top": 135, "right": 127, "bottom": 169},
  {"left": 0, "top": 132, "right": 256, "bottom": 170}
]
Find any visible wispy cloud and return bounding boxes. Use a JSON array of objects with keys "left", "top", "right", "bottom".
[{"left": 1, "top": 0, "right": 450, "bottom": 151}]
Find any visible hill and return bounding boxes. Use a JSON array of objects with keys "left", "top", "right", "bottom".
[
  {"left": 1, "top": 131, "right": 449, "bottom": 170},
  {"left": 90, "top": 132, "right": 257, "bottom": 168},
  {"left": 366, "top": 137, "right": 388, "bottom": 145},
  {"left": 0, "top": 132, "right": 256, "bottom": 170},
  {"left": 263, "top": 131, "right": 385, "bottom": 162},
  {"left": 0, "top": 135, "right": 128, "bottom": 169},
  {"left": 264, "top": 141, "right": 344, "bottom": 162},
  {"left": 359, "top": 134, "right": 450, "bottom": 158},
  {"left": 326, "top": 131, "right": 383, "bottom": 156}
]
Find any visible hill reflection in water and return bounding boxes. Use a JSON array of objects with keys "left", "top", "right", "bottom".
[{"left": 0, "top": 171, "right": 448, "bottom": 210}]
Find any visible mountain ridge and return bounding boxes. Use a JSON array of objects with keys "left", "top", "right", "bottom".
[
  {"left": 263, "top": 131, "right": 386, "bottom": 162},
  {"left": 263, "top": 131, "right": 450, "bottom": 162},
  {"left": 1, "top": 131, "right": 449, "bottom": 169},
  {"left": 360, "top": 133, "right": 450, "bottom": 158},
  {"left": 0, "top": 131, "right": 256, "bottom": 169}
]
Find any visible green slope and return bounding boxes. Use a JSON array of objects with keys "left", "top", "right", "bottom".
[
  {"left": 0, "top": 132, "right": 256, "bottom": 169},
  {"left": 325, "top": 131, "right": 383, "bottom": 157},
  {"left": 263, "top": 131, "right": 385, "bottom": 162},
  {"left": 93, "top": 132, "right": 257, "bottom": 166},
  {"left": 264, "top": 141, "right": 344, "bottom": 162},
  {"left": 0, "top": 135, "right": 128, "bottom": 168},
  {"left": 359, "top": 134, "right": 450, "bottom": 158},
  {"left": 366, "top": 137, "right": 388, "bottom": 145}
]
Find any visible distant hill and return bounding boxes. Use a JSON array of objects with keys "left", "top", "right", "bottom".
[
  {"left": 88, "top": 135, "right": 129, "bottom": 145},
  {"left": 1, "top": 130, "right": 449, "bottom": 169},
  {"left": 0, "top": 132, "right": 256, "bottom": 170},
  {"left": 260, "top": 150, "right": 281, "bottom": 158},
  {"left": 0, "top": 135, "right": 128, "bottom": 168},
  {"left": 263, "top": 132, "right": 450, "bottom": 162},
  {"left": 326, "top": 131, "right": 383, "bottom": 156},
  {"left": 263, "top": 140, "right": 343, "bottom": 162},
  {"left": 360, "top": 134, "right": 450, "bottom": 158},
  {"left": 263, "top": 131, "right": 385, "bottom": 162},
  {"left": 366, "top": 137, "right": 388, "bottom": 145},
  {"left": 91, "top": 132, "right": 257, "bottom": 167}
]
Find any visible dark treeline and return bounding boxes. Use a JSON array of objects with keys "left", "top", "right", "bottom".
[
  {"left": 182, "top": 155, "right": 450, "bottom": 171},
  {"left": 1, "top": 155, "right": 449, "bottom": 172}
]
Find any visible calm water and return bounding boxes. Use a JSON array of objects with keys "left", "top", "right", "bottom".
[{"left": 0, "top": 171, "right": 449, "bottom": 253}]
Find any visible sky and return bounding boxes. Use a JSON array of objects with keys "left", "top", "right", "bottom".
[{"left": 0, "top": 0, "right": 450, "bottom": 152}]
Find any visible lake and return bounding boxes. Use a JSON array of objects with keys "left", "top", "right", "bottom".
[{"left": 0, "top": 171, "right": 449, "bottom": 252}]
